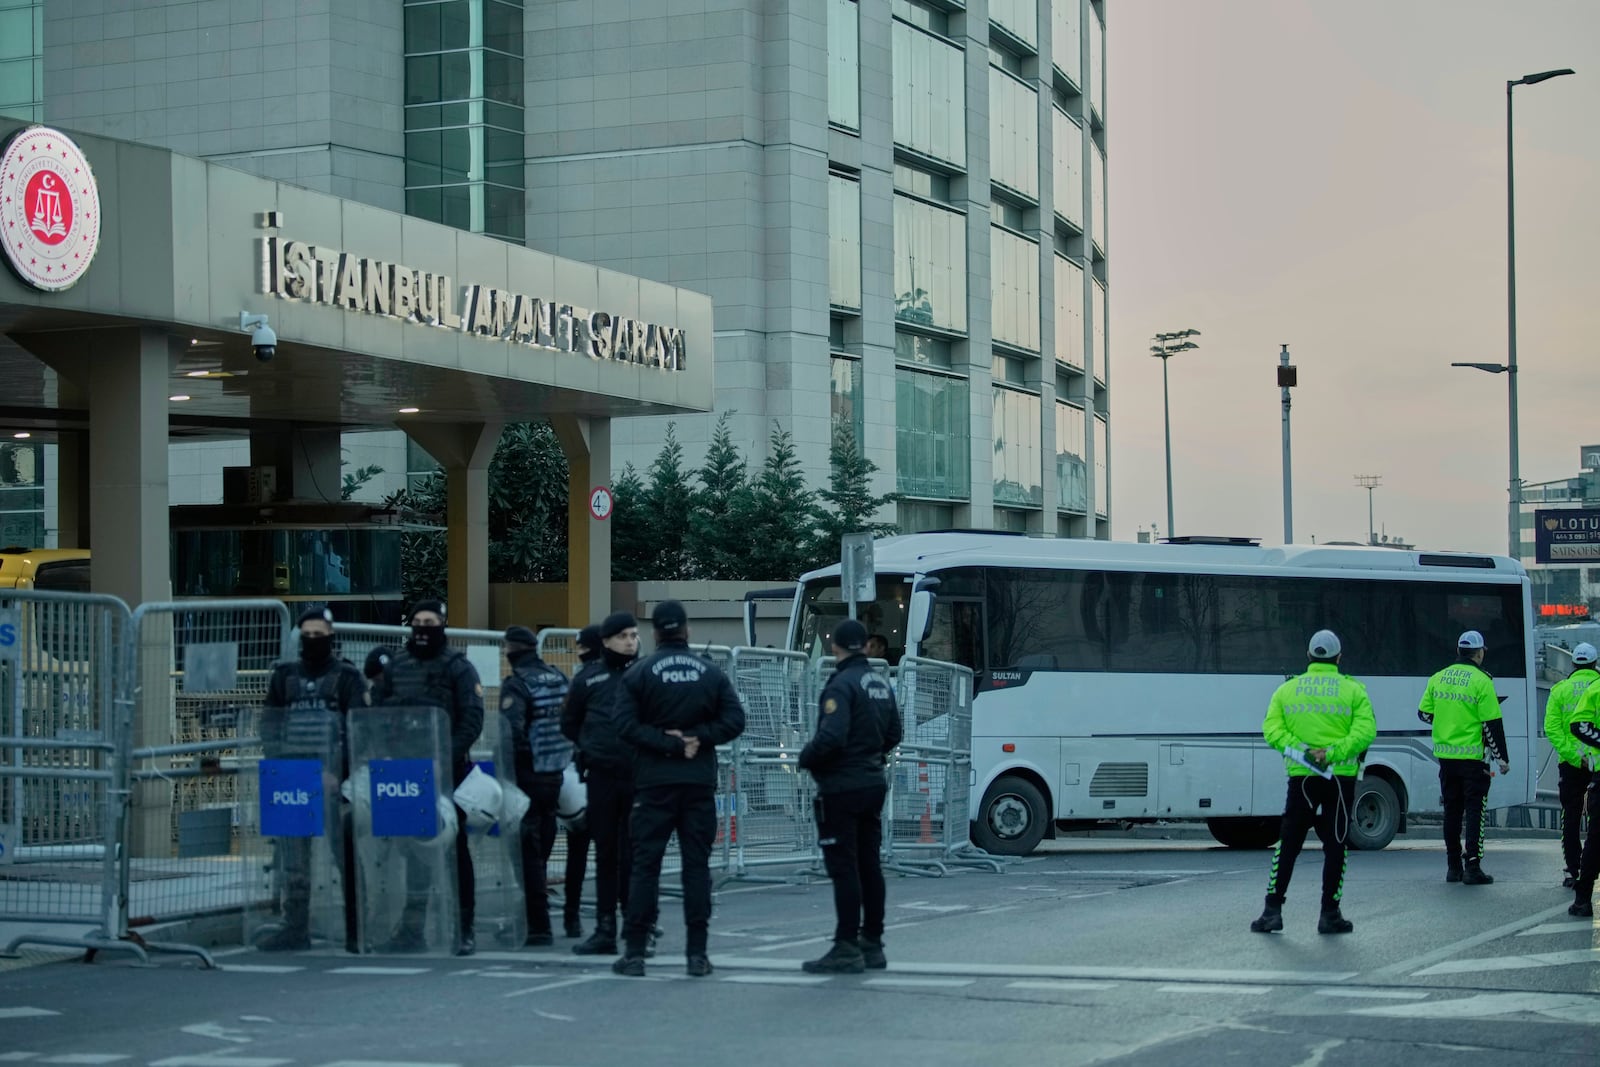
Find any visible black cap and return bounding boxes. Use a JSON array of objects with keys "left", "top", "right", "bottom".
[
  {"left": 296, "top": 606, "right": 334, "bottom": 628},
  {"left": 600, "top": 611, "right": 637, "bottom": 639},
  {"left": 832, "top": 619, "right": 868, "bottom": 652},
  {"left": 504, "top": 625, "right": 538, "bottom": 647},
  {"left": 363, "top": 647, "right": 393, "bottom": 679},
  {"left": 407, "top": 599, "right": 446, "bottom": 625},
  {"left": 577, "top": 624, "right": 602, "bottom": 653},
  {"left": 651, "top": 600, "right": 687, "bottom": 635}
]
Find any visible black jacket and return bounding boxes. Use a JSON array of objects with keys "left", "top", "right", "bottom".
[
  {"left": 262, "top": 656, "right": 369, "bottom": 774},
  {"left": 615, "top": 638, "right": 745, "bottom": 789},
  {"left": 560, "top": 649, "right": 635, "bottom": 778},
  {"left": 799, "top": 654, "right": 902, "bottom": 794},
  {"left": 501, "top": 650, "right": 574, "bottom": 792},
  {"left": 372, "top": 645, "right": 484, "bottom": 782}
]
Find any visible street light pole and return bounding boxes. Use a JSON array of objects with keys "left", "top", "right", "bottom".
[
  {"left": 1355, "top": 474, "right": 1382, "bottom": 545},
  {"left": 1279, "top": 345, "right": 1297, "bottom": 544},
  {"left": 1150, "top": 329, "right": 1201, "bottom": 539}
]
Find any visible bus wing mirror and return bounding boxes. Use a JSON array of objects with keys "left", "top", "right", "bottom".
[
  {"left": 742, "top": 587, "right": 796, "bottom": 647},
  {"left": 908, "top": 587, "right": 937, "bottom": 646}
]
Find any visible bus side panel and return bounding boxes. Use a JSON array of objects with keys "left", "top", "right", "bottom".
[
  {"left": 1156, "top": 742, "right": 1254, "bottom": 818},
  {"left": 1057, "top": 739, "right": 1162, "bottom": 819}
]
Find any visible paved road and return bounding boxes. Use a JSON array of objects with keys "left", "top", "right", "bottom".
[{"left": 2, "top": 834, "right": 1596, "bottom": 1067}]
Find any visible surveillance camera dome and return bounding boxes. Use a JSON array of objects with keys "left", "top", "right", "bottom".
[{"left": 251, "top": 323, "right": 277, "bottom": 363}]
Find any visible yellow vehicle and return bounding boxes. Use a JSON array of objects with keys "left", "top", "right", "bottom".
[{"left": 0, "top": 547, "right": 92, "bottom": 592}]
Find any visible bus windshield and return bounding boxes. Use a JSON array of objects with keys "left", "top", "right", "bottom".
[{"left": 794, "top": 574, "right": 913, "bottom": 662}]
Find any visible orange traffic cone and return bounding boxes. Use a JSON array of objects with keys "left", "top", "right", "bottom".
[{"left": 919, "top": 801, "right": 935, "bottom": 844}]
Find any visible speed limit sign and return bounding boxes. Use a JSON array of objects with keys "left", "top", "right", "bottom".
[{"left": 588, "top": 486, "right": 614, "bottom": 521}]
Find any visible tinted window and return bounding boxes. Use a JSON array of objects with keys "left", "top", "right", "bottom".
[{"left": 32, "top": 560, "right": 90, "bottom": 593}]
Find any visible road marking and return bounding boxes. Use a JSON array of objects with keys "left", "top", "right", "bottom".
[
  {"left": 710, "top": 956, "right": 1356, "bottom": 984},
  {"left": 0, "top": 1008, "right": 59, "bottom": 1019},
  {"left": 749, "top": 922, "right": 919, "bottom": 953},
  {"left": 1038, "top": 869, "right": 1213, "bottom": 877},
  {"left": 720, "top": 975, "right": 832, "bottom": 986},
  {"left": 1288, "top": 1038, "right": 1344, "bottom": 1067},
  {"left": 533, "top": 1009, "right": 575, "bottom": 1022},
  {"left": 1313, "top": 989, "right": 1428, "bottom": 1001},
  {"left": 1516, "top": 920, "right": 1598, "bottom": 937},
  {"left": 863, "top": 977, "right": 974, "bottom": 988},
  {"left": 1353, "top": 991, "right": 1600, "bottom": 1024},
  {"left": 974, "top": 905, "right": 1020, "bottom": 915},
  {"left": 1369, "top": 903, "right": 1570, "bottom": 979},
  {"left": 1412, "top": 946, "right": 1600, "bottom": 976},
  {"left": 1156, "top": 984, "right": 1272, "bottom": 996},
  {"left": 1005, "top": 980, "right": 1118, "bottom": 992},
  {"left": 0, "top": 1056, "right": 40, "bottom": 1063},
  {"left": 150, "top": 1058, "right": 292, "bottom": 1067},
  {"left": 39, "top": 1056, "right": 131, "bottom": 1064},
  {"left": 895, "top": 901, "right": 970, "bottom": 913},
  {"left": 320, "top": 1062, "right": 462, "bottom": 1067},
  {"left": 467, "top": 970, "right": 559, "bottom": 980},
  {"left": 502, "top": 975, "right": 609, "bottom": 999},
  {"left": 327, "top": 966, "right": 432, "bottom": 976},
  {"left": 220, "top": 965, "right": 304, "bottom": 974},
  {"left": 178, "top": 1023, "right": 252, "bottom": 1045}
]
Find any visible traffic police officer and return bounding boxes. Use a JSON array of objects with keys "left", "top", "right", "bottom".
[
  {"left": 612, "top": 601, "right": 745, "bottom": 978},
  {"left": 1544, "top": 643, "right": 1599, "bottom": 887},
  {"left": 1249, "top": 629, "right": 1376, "bottom": 936},
  {"left": 260, "top": 608, "right": 369, "bottom": 952},
  {"left": 1564, "top": 693, "right": 1600, "bottom": 916},
  {"left": 499, "top": 625, "right": 573, "bottom": 946},
  {"left": 370, "top": 599, "right": 485, "bottom": 955},
  {"left": 799, "top": 619, "right": 902, "bottom": 973},
  {"left": 1418, "top": 630, "right": 1508, "bottom": 885},
  {"left": 561, "top": 612, "right": 640, "bottom": 955},
  {"left": 559, "top": 624, "right": 602, "bottom": 939}
]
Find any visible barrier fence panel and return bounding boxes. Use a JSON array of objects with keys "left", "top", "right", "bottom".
[
  {"left": 0, "top": 590, "right": 143, "bottom": 961},
  {"left": 122, "top": 599, "right": 292, "bottom": 965}
]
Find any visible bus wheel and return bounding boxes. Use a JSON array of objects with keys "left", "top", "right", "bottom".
[
  {"left": 972, "top": 776, "right": 1048, "bottom": 856},
  {"left": 1206, "top": 817, "right": 1280, "bottom": 850},
  {"left": 1348, "top": 777, "right": 1399, "bottom": 851}
]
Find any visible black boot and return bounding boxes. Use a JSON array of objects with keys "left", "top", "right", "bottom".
[
  {"left": 1462, "top": 864, "right": 1494, "bottom": 886},
  {"left": 1570, "top": 880, "right": 1594, "bottom": 918},
  {"left": 802, "top": 940, "right": 866, "bottom": 974},
  {"left": 564, "top": 915, "right": 584, "bottom": 939},
  {"left": 857, "top": 936, "right": 887, "bottom": 970},
  {"left": 1317, "top": 907, "right": 1354, "bottom": 934},
  {"left": 573, "top": 915, "right": 618, "bottom": 956},
  {"left": 1249, "top": 897, "right": 1283, "bottom": 934},
  {"left": 1446, "top": 863, "right": 1463, "bottom": 883}
]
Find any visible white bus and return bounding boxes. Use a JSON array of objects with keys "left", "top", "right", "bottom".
[{"left": 771, "top": 533, "right": 1537, "bottom": 855}]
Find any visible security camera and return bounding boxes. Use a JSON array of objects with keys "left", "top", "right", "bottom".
[{"left": 239, "top": 312, "right": 277, "bottom": 363}]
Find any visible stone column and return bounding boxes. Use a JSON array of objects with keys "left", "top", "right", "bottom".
[
  {"left": 400, "top": 421, "right": 503, "bottom": 630},
  {"left": 551, "top": 415, "right": 612, "bottom": 628}
]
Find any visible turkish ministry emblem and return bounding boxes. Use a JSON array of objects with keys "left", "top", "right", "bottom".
[{"left": 1, "top": 126, "right": 102, "bottom": 292}]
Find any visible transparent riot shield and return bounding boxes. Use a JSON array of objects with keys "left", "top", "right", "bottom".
[
  {"left": 241, "top": 703, "right": 353, "bottom": 952},
  {"left": 462, "top": 717, "right": 527, "bottom": 950},
  {"left": 349, "top": 705, "right": 459, "bottom": 955}
]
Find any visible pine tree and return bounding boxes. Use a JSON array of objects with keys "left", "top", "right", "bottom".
[
  {"left": 687, "top": 412, "right": 751, "bottom": 580},
  {"left": 487, "top": 422, "right": 570, "bottom": 582},
  {"left": 736, "top": 428, "right": 818, "bottom": 580},
  {"left": 641, "top": 423, "right": 694, "bottom": 579},
  {"left": 810, "top": 424, "right": 899, "bottom": 569},
  {"left": 610, "top": 463, "right": 654, "bottom": 582}
]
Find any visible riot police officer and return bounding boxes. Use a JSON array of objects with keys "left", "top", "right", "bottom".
[
  {"left": 1418, "top": 630, "right": 1509, "bottom": 885},
  {"left": 259, "top": 607, "right": 369, "bottom": 952},
  {"left": 561, "top": 613, "right": 640, "bottom": 955},
  {"left": 799, "top": 619, "right": 902, "bottom": 973},
  {"left": 499, "top": 625, "right": 573, "bottom": 946},
  {"left": 1544, "top": 643, "right": 1599, "bottom": 887},
  {"left": 560, "top": 625, "right": 602, "bottom": 939},
  {"left": 363, "top": 646, "right": 395, "bottom": 685},
  {"left": 612, "top": 601, "right": 745, "bottom": 978},
  {"left": 370, "top": 599, "right": 485, "bottom": 955}
]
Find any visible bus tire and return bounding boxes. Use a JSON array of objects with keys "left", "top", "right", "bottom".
[
  {"left": 972, "top": 775, "right": 1048, "bottom": 856},
  {"left": 1348, "top": 777, "right": 1400, "bottom": 851},
  {"left": 1206, "top": 817, "right": 1280, "bottom": 850}
]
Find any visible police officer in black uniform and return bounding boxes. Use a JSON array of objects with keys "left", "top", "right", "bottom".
[
  {"left": 259, "top": 608, "right": 369, "bottom": 952},
  {"left": 499, "top": 625, "right": 573, "bottom": 946},
  {"left": 561, "top": 613, "right": 640, "bottom": 955},
  {"left": 799, "top": 619, "right": 903, "bottom": 973},
  {"left": 370, "top": 599, "right": 485, "bottom": 956},
  {"left": 362, "top": 646, "right": 395, "bottom": 686},
  {"left": 559, "top": 624, "right": 602, "bottom": 939},
  {"left": 612, "top": 601, "right": 745, "bottom": 978}
]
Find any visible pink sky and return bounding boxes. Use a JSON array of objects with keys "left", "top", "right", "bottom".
[{"left": 1107, "top": 0, "right": 1599, "bottom": 553}]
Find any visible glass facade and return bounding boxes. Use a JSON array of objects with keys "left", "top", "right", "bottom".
[
  {"left": 831, "top": 355, "right": 864, "bottom": 448},
  {"left": 1093, "top": 278, "right": 1108, "bottom": 378},
  {"left": 991, "top": 0, "right": 1038, "bottom": 50},
  {"left": 403, "top": 0, "right": 526, "bottom": 242},
  {"left": 1055, "top": 254, "right": 1085, "bottom": 369},
  {"left": 896, "top": 369, "right": 971, "bottom": 500},
  {"left": 1089, "top": 4, "right": 1104, "bottom": 120},
  {"left": 1053, "top": 0, "right": 1081, "bottom": 89},
  {"left": 0, "top": 0, "right": 42, "bottom": 123},
  {"left": 991, "top": 227, "right": 1041, "bottom": 353},
  {"left": 891, "top": 19, "right": 966, "bottom": 167},
  {"left": 1052, "top": 107, "right": 1083, "bottom": 229},
  {"left": 1056, "top": 402, "right": 1088, "bottom": 513},
  {"left": 0, "top": 441, "right": 43, "bottom": 546},
  {"left": 1094, "top": 414, "right": 1108, "bottom": 516},
  {"left": 894, "top": 194, "right": 968, "bottom": 333},
  {"left": 171, "top": 528, "right": 402, "bottom": 602},
  {"left": 1089, "top": 139, "right": 1106, "bottom": 251},
  {"left": 829, "top": 173, "right": 862, "bottom": 310},
  {"left": 993, "top": 387, "right": 1043, "bottom": 507},
  {"left": 989, "top": 67, "right": 1040, "bottom": 201},
  {"left": 829, "top": 0, "right": 860, "bottom": 130}
]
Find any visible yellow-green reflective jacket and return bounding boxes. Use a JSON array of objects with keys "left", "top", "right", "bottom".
[{"left": 1263, "top": 663, "right": 1377, "bottom": 777}]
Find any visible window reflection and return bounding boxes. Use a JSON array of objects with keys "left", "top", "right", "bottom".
[
  {"left": 894, "top": 195, "right": 968, "bottom": 333},
  {"left": 1089, "top": 139, "right": 1106, "bottom": 253},
  {"left": 831, "top": 355, "right": 864, "bottom": 448},
  {"left": 990, "top": 0, "right": 1039, "bottom": 49},
  {"left": 1094, "top": 415, "right": 1108, "bottom": 517},
  {"left": 993, "top": 387, "right": 1043, "bottom": 507},
  {"left": 1091, "top": 278, "right": 1107, "bottom": 376},
  {"left": 1055, "top": 254, "right": 1084, "bottom": 369},
  {"left": 1053, "top": 0, "right": 1081, "bottom": 89},
  {"left": 1053, "top": 108, "right": 1083, "bottom": 229},
  {"left": 1088, "top": 3, "right": 1104, "bottom": 120},
  {"left": 892, "top": 20, "right": 966, "bottom": 167},
  {"left": 991, "top": 227, "right": 1041, "bottom": 352},
  {"left": 171, "top": 529, "right": 403, "bottom": 600},
  {"left": 989, "top": 67, "right": 1039, "bottom": 200},
  {"left": 895, "top": 369, "right": 971, "bottom": 499},
  {"left": 1056, "top": 401, "right": 1088, "bottom": 513},
  {"left": 829, "top": 174, "right": 862, "bottom": 309},
  {"left": 829, "top": 0, "right": 860, "bottom": 130}
]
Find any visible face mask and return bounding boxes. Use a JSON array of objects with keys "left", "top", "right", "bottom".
[
  {"left": 409, "top": 626, "right": 446, "bottom": 656},
  {"left": 300, "top": 633, "right": 333, "bottom": 663}
]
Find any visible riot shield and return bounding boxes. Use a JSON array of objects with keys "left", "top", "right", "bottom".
[
  {"left": 461, "top": 717, "right": 528, "bottom": 950},
  {"left": 241, "top": 703, "right": 353, "bottom": 952},
  {"left": 349, "top": 705, "right": 460, "bottom": 955}
]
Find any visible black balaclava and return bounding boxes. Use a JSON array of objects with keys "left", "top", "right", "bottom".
[{"left": 407, "top": 599, "right": 448, "bottom": 659}]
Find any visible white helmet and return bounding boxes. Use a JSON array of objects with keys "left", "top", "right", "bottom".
[
  {"left": 1574, "top": 642, "right": 1598, "bottom": 667},
  {"left": 556, "top": 764, "right": 587, "bottom": 832},
  {"left": 453, "top": 765, "right": 503, "bottom": 834}
]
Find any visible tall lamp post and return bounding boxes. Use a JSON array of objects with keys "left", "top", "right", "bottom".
[
  {"left": 1477, "top": 67, "right": 1575, "bottom": 561},
  {"left": 1355, "top": 474, "right": 1382, "bottom": 545},
  {"left": 1151, "top": 329, "right": 1201, "bottom": 539}
]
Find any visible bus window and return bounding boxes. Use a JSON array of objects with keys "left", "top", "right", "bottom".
[
  {"left": 923, "top": 599, "right": 983, "bottom": 672},
  {"left": 794, "top": 574, "right": 912, "bottom": 660}
]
